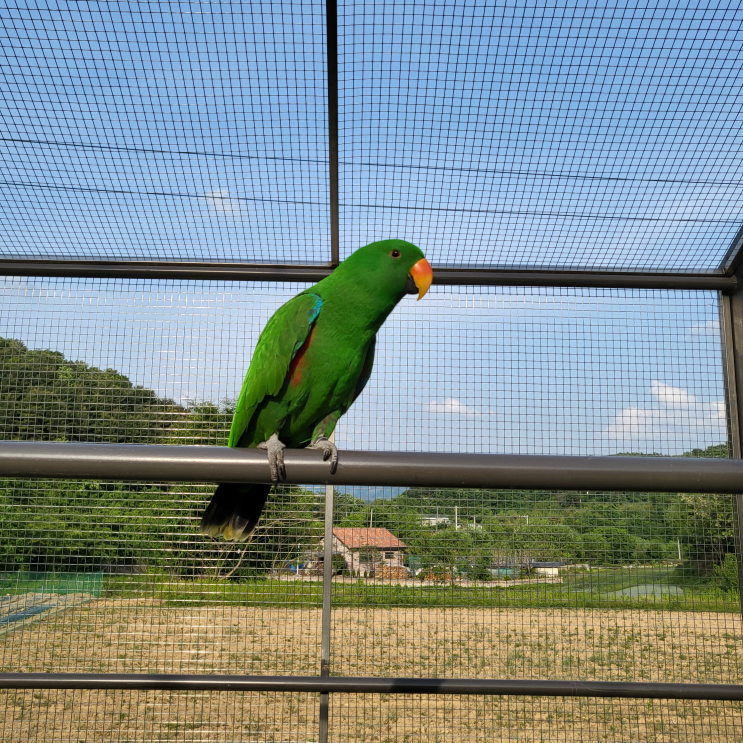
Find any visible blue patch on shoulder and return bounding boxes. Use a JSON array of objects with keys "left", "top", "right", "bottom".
[{"left": 292, "top": 293, "right": 322, "bottom": 356}]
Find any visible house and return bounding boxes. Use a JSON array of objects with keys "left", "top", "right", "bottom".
[
  {"left": 322, "top": 528, "right": 408, "bottom": 575},
  {"left": 530, "top": 561, "right": 566, "bottom": 577},
  {"left": 421, "top": 516, "right": 451, "bottom": 527}
]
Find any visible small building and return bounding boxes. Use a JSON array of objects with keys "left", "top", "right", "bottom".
[
  {"left": 488, "top": 567, "right": 518, "bottom": 579},
  {"left": 530, "top": 561, "right": 566, "bottom": 577},
  {"left": 323, "top": 528, "right": 408, "bottom": 575},
  {"left": 421, "top": 516, "right": 451, "bottom": 527}
]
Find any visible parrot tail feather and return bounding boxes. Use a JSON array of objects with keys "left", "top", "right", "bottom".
[{"left": 200, "top": 483, "right": 272, "bottom": 542}]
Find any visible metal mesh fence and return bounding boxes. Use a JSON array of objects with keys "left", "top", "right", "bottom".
[
  {"left": 0, "top": 481, "right": 740, "bottom": 740},
  {"left": 0, "top": 278, "right": 741, "bottom": 740},
  {"left": 1, "top": 2, "right": 742, "bottom": 270},
  {"left": 0, "top": 689, "right": 321, "bottom": 742},
  {"left": 0, "top": 0, "right": 330, "bottom": 264},
  {"left": 331, "top": 487, "right": 740, "bottom": 682},
  {"left": 329, "top": 695, "right": 743, "bottom": 743},
  {"left": 1, "top": 691, "right": 742, "bottom": 742},
  {"left": 0, "top": 278, "right": 727, "bottom": 456},
  {"left": 1, "top": 0, "right": 743, "bottom": 740},
  {"left": 337, "top": 1, "right": 743, "bottom": 271}
]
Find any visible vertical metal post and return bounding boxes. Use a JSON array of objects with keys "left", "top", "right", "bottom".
[
  {"left": 321, "top": 9, "right": 339, "bottom": 734},
  {"left": 326, "top": 0, "right": 340, "bottom": 267},
  {"left": 721, "top": 292, "right": 743, "bottom": 619},
  {"left": 321, "top": 13, "right": 339, "bottom": 732},
  {"left": 721, "top": 296, "right": 741, "bottom": 459},
  {"left": 318, "top": 431, "right": 335, "bottom": 743}
]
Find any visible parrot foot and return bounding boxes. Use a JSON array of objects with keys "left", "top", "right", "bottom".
[
  {"left": 309, "top": 436, "right": 339, "bottom": 475},
  {"left": 258, "top": 433, "right": 287, "bottom": 482}
]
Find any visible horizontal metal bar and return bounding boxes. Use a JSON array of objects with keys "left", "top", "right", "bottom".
[
  {"left": 721, "top": 222, "right": 743, "bottom": 275},
  {"left": 435, "top": 268, "right": 735, "bottom": 291},
  {"left": 0, "top": 260, "right": 334, "bottom": 283},
  {"left": 0, "top": 259, "right": 736, "bottom": 291},
  {"left": 1, "top": 442, "right": 743, "bottom": 492},
  {"left": 0, "top": 673, "right": 742, "bottom": 700}
]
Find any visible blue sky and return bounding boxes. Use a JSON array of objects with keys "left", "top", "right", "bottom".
[
  {"left": 0, "top": 276, "right": 726, "bottom": 456},
  {"left": 0, "top": 1, "right": 739, "bottom": 458},
  {"left": 0, "top": 1, "right": 741, "bottom": 268}
]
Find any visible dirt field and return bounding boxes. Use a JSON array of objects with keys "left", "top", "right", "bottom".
[{"left": 0, "top": 601, "right": 742, "bottom": 741}]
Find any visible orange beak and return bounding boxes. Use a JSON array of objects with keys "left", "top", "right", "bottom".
[{"left": 409, "top": 258, "right": 433, "bottom": 301}]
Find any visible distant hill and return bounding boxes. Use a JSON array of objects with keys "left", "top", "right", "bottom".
[
  {"left": 0, "top": 337, "right": 184, "bottom": 444},
  {"left": 614, "top": 444, "right": 728, "bottom": 459}
]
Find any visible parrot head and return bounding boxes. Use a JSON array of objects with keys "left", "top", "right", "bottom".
[{"left": 339, "top": 239, "right": 433, "bottom": 302}]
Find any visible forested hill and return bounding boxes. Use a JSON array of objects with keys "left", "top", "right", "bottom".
[
  {"left": 0, "top": 336, "right": 185, "bottom": 444},
  {"left": 0, "top": 336, "right": 733, "bottom": 574}
]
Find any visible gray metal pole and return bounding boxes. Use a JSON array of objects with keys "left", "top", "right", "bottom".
[
  {"left": 318, "top": 434, "right": 335, "bottom": 743},
  {"left": 0, "top": 673, "right": 742, "bottom": 700},
  {"left": 326, "top": 0, "right": 339, "bottom": 267},
  {"left": 722, "top": 287, "right": 743, "bottom": 618},
  {"left": 320, "top": 0, "right": 339, "bottom": 727},
  {"left": 4, "top": 441, "right": 743, "bottom": 492},
  {"left": 0, "top": 259, "right": 737, "bottom": 291}
]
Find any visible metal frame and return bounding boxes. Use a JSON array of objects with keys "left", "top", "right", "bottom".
[
  {"left": 4, "top": 441, "right": 743, "bottom": 493},
  {"left": 0, "top": 674, "right": 742, "bottom": 701},
  {"left": 721, "top": 256, "right": 743, "bottom": 618},
  {"left": 326, "top": 0, "right": 339, "bottom": 268},
  {"left": 0, "top": 259, "right": 737, "bottom": 290},
  {"left": 3, "top": 0, "right": 743, "bottom": 735}
]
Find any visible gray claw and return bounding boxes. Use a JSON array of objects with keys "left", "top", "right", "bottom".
[
  {"left": 258, "top": 433, "right": 286, "bottom": 482},
  {"left": 310, "top": 437, "right": 338, "bottom": 475}
]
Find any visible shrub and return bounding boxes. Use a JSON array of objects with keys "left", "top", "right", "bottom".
[{"left": 715, "top": 553, "right": 740, "bottom": 593}]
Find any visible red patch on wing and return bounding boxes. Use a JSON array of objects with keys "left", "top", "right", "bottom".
[{"left": 288, "top": 325, "right": 316, "bottom": 387}]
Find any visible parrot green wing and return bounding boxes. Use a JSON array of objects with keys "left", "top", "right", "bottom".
[
  {"left": 351, "top": 335, "right": 376, "bottom": 403},
  {"left": 228, "top": 292, "right": 323, "bottom": 448}
]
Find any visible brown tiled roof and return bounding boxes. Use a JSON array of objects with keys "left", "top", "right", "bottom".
[{"left": 332, "top": 528, "right": 407, "bottom": 550}]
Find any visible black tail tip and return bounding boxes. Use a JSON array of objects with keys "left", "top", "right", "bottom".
[{"left": 200, "top": 483, "right": 271, "bottom": 542}]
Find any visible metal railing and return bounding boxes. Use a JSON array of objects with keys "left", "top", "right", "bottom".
[{"left": 2, "top": 441, "right": 743, "bottom": 493}]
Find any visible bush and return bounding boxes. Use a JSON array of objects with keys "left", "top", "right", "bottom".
[
  {"left": 715, "top": 553, "right": 740, "bottom": 593},
  {"left": 579, "top": 528, "right": 635, "bottom": 565},
  {"left": 331, "top": 553, "right": 347, "bottom": 575}
]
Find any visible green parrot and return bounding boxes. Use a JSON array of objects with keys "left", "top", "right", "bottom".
[{"left": 200, "top": 239, "right": 433, "bottom": 541}]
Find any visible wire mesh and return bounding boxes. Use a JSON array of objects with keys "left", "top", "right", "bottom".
[
  {"left": 0, "top": 277, "right": 740, "bottom": 741},
  {"left": 2, "top": 1, "right": 743, "bottom": 740},
  {"left": 329, "top": 695, "right": 743, "bottom": 743},
  {"left": 326, "top": 485, "right": 742, "bottom": 739},
  {"left": 1, "top": 2, "right": 742, "bottom": 270},
  {"left": 338, "top": 1, "right": 743, "bottom": 271},
  {"left": 331, "top": 488, "right": 740, "bottom": 683},
  {"left": 0, "top": 278, "right": 727, "bottom": 456},
  {"left": 0, "top": 0, "right": 330, "bottom": 263},
  {"left": 0, "top": 689, "right": 320, "bottom": 742}
]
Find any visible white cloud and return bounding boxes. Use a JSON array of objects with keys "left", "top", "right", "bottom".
[
  {"left": 605, "top": 381, "right": 725, "bottom": 441},
  {"left": 425, "top": 397, "right": 483, "bottom": 417},
  {"left": 651, "top": 380, "right": 697, "bottom": 408},
  {"left": 204, "top": 189, "right": 243, "bottom": 216},
  {"left": 689, "top": 319, "right": 720, "bottom": 336}
]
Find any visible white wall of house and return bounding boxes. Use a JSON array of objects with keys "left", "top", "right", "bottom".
[
  {"left": 534, "top": 566, "right": 560, "bottom": 577},
  {"left": 329, "top": 535, "right": 406, "bottom": 574}
]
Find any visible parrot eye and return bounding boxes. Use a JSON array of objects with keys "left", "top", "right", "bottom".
[{"left": 390, "top": 249, "right": 401, "bottom": 258}]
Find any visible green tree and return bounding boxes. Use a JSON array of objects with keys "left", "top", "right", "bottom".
[
  {"left": 578, "top": 531, "right": 611, "bottom": 564},
  {"left": 0, "top": 336, "right": 183, "bottom": 443},
  {"left": 714, "top": 553, "right": 739, "bottom": 593},
  {"left": 672, "top": 493, "right": 735, "bottom": 570}
]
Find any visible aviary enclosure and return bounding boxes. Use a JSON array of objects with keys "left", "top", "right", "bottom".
[{"left": 0, "top": 1, "right": 743, "bottom": 741}]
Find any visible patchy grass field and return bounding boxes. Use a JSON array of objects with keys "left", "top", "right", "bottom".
[
  {"left": 99, "top": 568, "right": 740, "bottom": 613},
  {"left": 0, "top": 599, "right": 742, "bottom": 741}
]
